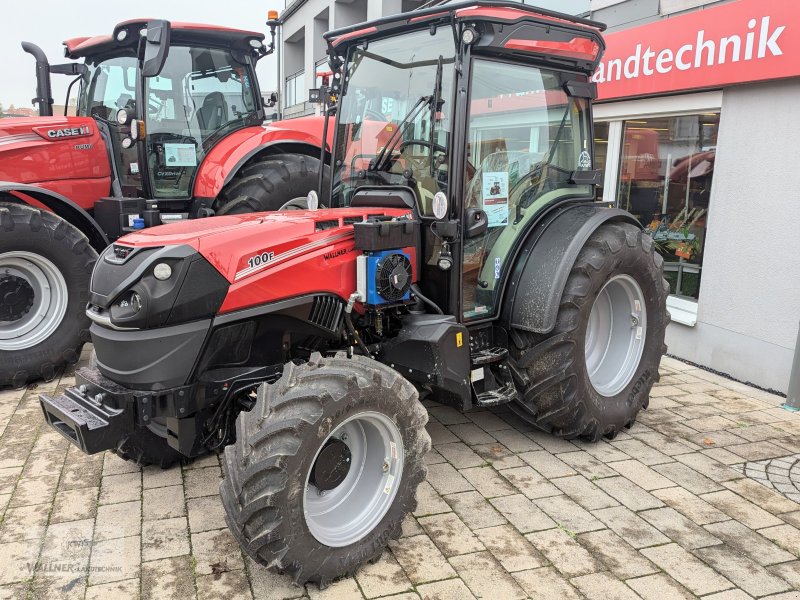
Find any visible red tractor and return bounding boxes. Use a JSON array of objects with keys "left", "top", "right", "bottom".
[
  {"left": 41, "top": 1, "right": 669, "bottom": 586},
  {"left": 0, "top": 17, "right": 327, "bottom": 386}
]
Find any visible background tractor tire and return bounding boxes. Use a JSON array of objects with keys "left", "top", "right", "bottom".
[
  {"left": 509, "top": 222, "right": 669, "bottom": 441},
  {"left": 221, "top": 353, "right": 430, "bottom": 587},
  {"left": 0, "top": 203, "right": 96, "bottom": 388},
  {"left": 215, "top": 153, "right": 329, "bottom": 215}
]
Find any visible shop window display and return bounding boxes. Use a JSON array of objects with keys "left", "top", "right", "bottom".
[{"left": 617, "top": 113, "right": 719, "bottom": 299}]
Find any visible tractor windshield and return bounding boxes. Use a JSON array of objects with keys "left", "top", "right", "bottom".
[{"left": 331, "top": 28, "right": 456, "bottom": 214}]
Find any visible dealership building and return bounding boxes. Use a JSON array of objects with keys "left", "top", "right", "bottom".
[{"left": 279, "top": 0, "right": 799, "bottom": 393}]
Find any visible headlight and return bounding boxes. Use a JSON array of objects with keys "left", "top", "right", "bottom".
[
  {"left": 153, "top": 263, "right": 172, "bottom": 280},
  {"left": 116, "top": 107, "right": 131, "bottom": 126}
]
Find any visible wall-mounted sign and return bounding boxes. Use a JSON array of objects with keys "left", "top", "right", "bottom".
[{"left": 594, "top": 0, "right": 798, "bottom": 101}]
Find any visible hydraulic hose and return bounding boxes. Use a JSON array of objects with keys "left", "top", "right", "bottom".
[
  {"left": 345, "top": 293, "right": 372, "bottom": 356},
  {"left": 410, "top": 284, "right": 443, "bottom": 314}
]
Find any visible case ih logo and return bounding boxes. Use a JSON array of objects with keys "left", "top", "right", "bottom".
[{"left": 47, "top": 125, "right": 92, "bottom": 139}]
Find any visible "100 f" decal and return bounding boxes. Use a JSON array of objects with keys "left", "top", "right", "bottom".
[{"left": 247, "top": 251, "right": 275, "bottom": 268}]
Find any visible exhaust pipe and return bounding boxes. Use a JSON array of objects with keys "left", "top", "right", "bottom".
[{"left": 21, "top": 42, "right": 54, "bottom": 117}]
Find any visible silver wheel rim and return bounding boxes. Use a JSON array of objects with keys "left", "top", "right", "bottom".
[
  {"left": 585, "top": 274, "right": 647, "bottom": 397},
  {"left": 0, "top": 251, "right": 68, "bottom": 351},
  {"left": 304, "top": 411, "right": 404, "bottom": 547}
]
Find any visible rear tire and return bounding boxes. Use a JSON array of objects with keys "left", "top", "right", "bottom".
[
  {"left": 220, "top": 353, "right": 429, "bottom": 587},
  {"left": 215, "top": 153, "right": 329, "bottom": 215},
  {"left": 509, "top": 222, "right": 669, "bottom": 441},
  {"left": 0, "top": 203, "right": 96, "bottom": 388}
]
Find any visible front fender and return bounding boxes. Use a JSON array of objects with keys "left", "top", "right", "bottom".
[
  {"left": 503, "top": 204, "right": 641, "bottom": 335},
  {"left": 192, "top": 116, "right": 328, "bottom": 199}
]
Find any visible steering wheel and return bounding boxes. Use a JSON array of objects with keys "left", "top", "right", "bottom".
[
  {"left": 364, "top": 109, "right": 388, "bottom": 122},
  {"left": 395, "top": 140, "right": 447, "bottom": 172}
]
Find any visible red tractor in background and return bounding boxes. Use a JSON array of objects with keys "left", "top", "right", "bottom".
[{"left": 0, "top": 17, "right": 327, "bottom": 387}]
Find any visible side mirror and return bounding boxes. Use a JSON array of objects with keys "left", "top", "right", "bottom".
[
  {"left": 263, "top": 92, "right": 278, "bottom": 107},
  {"left": 465, "top": 208, "right": 488, "bottom": 239},
  {"left": 142, "top": 20, "right": 171, "bottom": 78}
]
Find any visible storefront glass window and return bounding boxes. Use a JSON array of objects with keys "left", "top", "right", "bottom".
[
  {"left": 594, "top": 121, "right": 610, "bottom": 202},
  {"left": 617, "top": 113, "right": 719, "bottom": 300}
]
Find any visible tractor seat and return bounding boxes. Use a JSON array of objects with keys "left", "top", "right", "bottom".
[{"left": 197, "top": 92, "right": 228, "bottom": 133}]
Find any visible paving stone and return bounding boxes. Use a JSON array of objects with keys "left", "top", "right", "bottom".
[
  {"left": 418, "top": 512, "right": 484, "bottom": 557},
  {"left": 94, "top": 500, "right": 141, "bottom": 541},
  {"left": 695, "top": 545, "right": 792, "bottom": 597},
  {"left": 550, "top": 474, "right": 618, "bottom": 510},
  {"left": 490, "top": 429, "right": 541, "bottom": 453},
  {"left": 653, "top": 487, "right": 729, "bottom": 525},
  {"left": 490, "top": 494, "right": 556, "bottom": 533},
  {"left": 186, "top": 495, "right": 227, "bottom": 534},
  {"left": 425, "top": 462, "right": 474, "bottom": 495},
  {"left": 307, "top": 577, "right": 360, "bottom": 599},
  {"left": 191, "top": 528, "right": 245, "bottom": 576},
  {"left": 653, "top": 461, "right": 724, "bottom": 494},
  {"left": 475, "top": 525, "right": 546, "bottom": 572},
  {"left": 608, "top": 459, "right": 677, "bottom": 490},
  {"left": 449, "top": 551, "right": 526, "bottom": 599},
  {"left": 0, "top": 503, "right": 49, "bottom": 542},
  {"left": 595, "top": 476, "right": 665, "bottom": 511},
  {"left": 683, "top": 415, "right": 740, "bottom": 432},
  {"left": 767, "top": 561, "right": 800, "bottom": 590},
  {"left": 428, "top": 405, "right": 472, "bottom": 425},
  {"left": 512, "top": 566, "right": 582, "bottom": 600},
  {"left": 102, "top": 453, "right": 140, "bottom": 476},
  {"left": 142, "top": 465, "right": 183, "bottom": 489},
  {"left": 447, "top": 423, "right": 496, "bottom": 446},
  {"left": 50, "top": 486, "right": 98, "bottom": 524},
  {"left": 141, "top": 517, "right": 190, "bottom": 561},
  {"left": 99, "top": 472, "right": 141, "bottom": 505},
  {"left": 472, "top": 443, "right": 524, "bottom": 470},
  {"left": 500, "top": 466, "right": 560, "bottom": 499},
  {"left": 425, "top": 422, "right": 458, "bottom": 445},
  {"left": 413, "top": 480, "right": 452, "bottom": 517},
  {"left": 460, "top": 465, "right": 516, "bottom": 498},
  {"left": 640, "top": 543, "right": 733, "bottom": 596},
  {"left": 9, "top": 474, "right": 57, "bottom": 508},
  {"left": 701, "top": 591, "right": 756, "bottom": 600},
  {"left": 526, "top": 528, "right": 604, "bottom": 578},
  {"left": 467, "top": 410, "right": 513, "bottom": 432},
  {"left": 196, "top": 570, "right": 252, "bottom": 600},
  {"left": 435, "top": 442, "right": 486, "bottom": 469},
  {"left": 444, "top": 491, "right": 506, "bottom": 529},
  {"left": 416, "top": 578, "right": 476, "bottom": 600},
  {"left": 593, "top": 506, "right": 670, "bottom": 548},
  {"left": 524, "top": 430, "right": 579, "bottom": 454},
  {"left": 0, "top": 540, "right": 41, "bottom": 585},
  {"left": 625, "top": 572, "right": 695, "bottom": 600},
  {"left": 85, "top": 579, "right": 139, "bottom": 600},
  {"left": 423, "top": 448, "right": 446, "bottom": 465},
  {"left": 639, "top": 507, "right": 722, "bottom": 549},
  {"left": 577, "top": 529, "right": 659, "bottom": 579},
  {"left": 356, "top": 551, "right": 413, "bottom": 598},
  {"left": 559, "top": 451, "right": 619, "bottom": 479},
  {"left": 247, "top": 556, "right": 305, "bottom": 599},
  {"left": 534, "top": 494, "right": 604, "bottom": 534},
  {"left": 143, "top": 484, "right": 185, "bottom": 521},
  {"left": 573, "top": 440, "right": 630, "bottom": 463},
  {"left": 632, "top": 431, "right": 698, "bottom": 456},
  {"left": 183, "top": 465, "right": 222, "bottom": 499},
  {"left": 728, "top": 441, "right": 793, "bottom": 462},
  {"left": 675, "top": 453, "right": 743, "bottom": 483},
  {"left": 611, "top": 439, "right": 673, "bottom": 465},
  {"left": 759, "top": 524, "right": 800, "bottom": 556},
  {"left": 723, "top": 477, "right": 800, "bottom": 515},
  {"left": 571, "top": 572, "right": 640, "bottom": 600},
  {"left": 59, "top": 453, "right": 103, "bottom": 491},
  {"left": 701, "top": 490, "right": 784, "bottom": 529},
  {"left": 518, "top": 451, "right": 576, "bottom": 478},
  {"left": 183, "top": 453, "right": 220, "bottom": 470},
  {"left": 88, "top": 535, "right": 141, "bottom": 585},
  {"left": 389, "top": 534, "right": 456, "bottom": 584},
  {"left": 401, "top": 515, "right": 423, "bottom": 537},
  {"left": 704, "top": 520, "right": 797, "bottom": 566}
]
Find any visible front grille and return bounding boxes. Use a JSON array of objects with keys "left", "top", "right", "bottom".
[
  {"left": 343, "top": 216, "right": 363, "bottom": 226},
  {"left": 309, "top": 295, "right": 344, "bottom": 332},
  {"left": 315, "top": 219, "right": 340, "bottom": 231}
]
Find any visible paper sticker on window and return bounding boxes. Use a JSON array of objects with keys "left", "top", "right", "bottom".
[
  {"left": 164, "top": 143, "right": 197, "bottom": 167},
  {"left": 578, "top": 150, "right": 592, "bottom": 169},
  {"left": 482, "top": 171, "right": 509, "bottom": 227}
]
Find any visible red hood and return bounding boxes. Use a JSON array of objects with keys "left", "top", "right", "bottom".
[{"left": 118, "top": 207, "right": 412, "bottom": 284}]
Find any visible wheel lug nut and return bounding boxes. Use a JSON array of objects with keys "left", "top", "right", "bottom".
[{"left": 382, "top": 461, "right": 390, "bottom": 472}]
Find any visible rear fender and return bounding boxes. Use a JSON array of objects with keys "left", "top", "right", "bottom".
[
  {"left": 503, "top": 204, "right": 641, "bottom": 335},
  {"left": 0, "top": 182, "right": 108, "bottom": 252},
  {"left": 193, "top": 116, "right": 329, "bottom": 199}
]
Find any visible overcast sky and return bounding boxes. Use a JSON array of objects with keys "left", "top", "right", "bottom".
[
  {"left": 0, "top": 0, "right": 283, "bottom": 109},
  {"left": 1, "top": 0, "right": 590, "bottom": 110}
]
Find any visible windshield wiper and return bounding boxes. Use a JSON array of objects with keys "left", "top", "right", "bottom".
[{"left": 370, "top": 94, "right": 432, "bottom": 172}]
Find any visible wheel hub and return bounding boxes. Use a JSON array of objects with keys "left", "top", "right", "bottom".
[
  {"left": 0, "top": 275, "right": 35, "bottom": 322},
  {"left": 310, "top": 438, "right": 352, "bottom": 491}
]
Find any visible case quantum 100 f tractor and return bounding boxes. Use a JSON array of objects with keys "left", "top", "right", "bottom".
[
  {"left": 0, "top": 16, "right": 327, "bottom": 387},
  {"left": 40, "top": 1, "right": 669, "bottom": 586}
]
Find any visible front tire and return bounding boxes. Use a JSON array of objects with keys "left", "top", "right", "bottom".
[
  {"left": 220, "top": 353, "right": 430, "bottom": 587},
  {"left": 215, "top": 153, "right": 329, "bottom": 215},
  {"left": 509, "top": 222, "right": 669, "bottom": 441},
  {"left": 0, "top": 203, "right": 97, "bottom": 388}
]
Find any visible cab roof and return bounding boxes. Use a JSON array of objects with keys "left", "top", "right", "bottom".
[{"left": 64, "top": 19, "right": 265, "bottom": 59}]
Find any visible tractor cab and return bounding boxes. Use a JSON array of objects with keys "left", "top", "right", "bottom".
[
  {"left": 323, "top": 1, "right": 605, "bottom": 322},
  {"left": 24, "top": 18, "right": 278, "bottom": 202}
]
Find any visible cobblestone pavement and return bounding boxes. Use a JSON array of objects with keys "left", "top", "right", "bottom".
[{"left": 2, "top": 351, "right": 800, "bottom": 599}]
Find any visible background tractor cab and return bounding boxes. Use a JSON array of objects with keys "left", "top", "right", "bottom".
[{"left": 0, "top": 15, "right": 328, "bottom": 388}]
